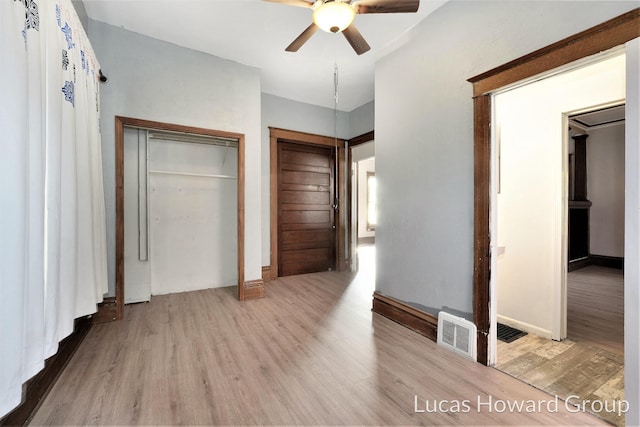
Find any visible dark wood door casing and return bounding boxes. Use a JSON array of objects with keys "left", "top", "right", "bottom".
[
  {"left": 269, "top": 127, "right": 347, "bottom": 280},
  {"left": 113, "top": 116, "right": 249, "bottom": 315},
  {"left": 278, "top": 142, "right": 336, "bottom": 276},
  {"left": 468, "top": 8, "right": 639, "bottom": 365}
]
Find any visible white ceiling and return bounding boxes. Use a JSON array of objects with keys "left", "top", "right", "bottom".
[
  {"left": 82, "top": 0, "right": 447, "bottom": 111},
  {"left": 570, "top": 104, "right": 625, "bottom": 128}
]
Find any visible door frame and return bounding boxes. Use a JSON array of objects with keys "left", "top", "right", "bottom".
[
  {"left": 468, "top": 9, "right": 639, "bottom": 365},
  {"left": 269, "top": 127, "right": 346, "bottom": 280},
  {"left": 115, "top": 116, "right": 247, "bottom": 320},
  {"left": 347, "top": 131, "right": 375, "bottom": 272}
]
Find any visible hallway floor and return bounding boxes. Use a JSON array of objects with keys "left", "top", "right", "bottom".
[{"left": 496, "top": 266, "right": 625, "bottom": 426}]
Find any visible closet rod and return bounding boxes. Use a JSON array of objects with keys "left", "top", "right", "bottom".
[{"left": 149, "top": 169, "right": 236, "bottom": 180}]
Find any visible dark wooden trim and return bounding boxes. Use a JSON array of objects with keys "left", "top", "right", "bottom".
[
  {"left": 114, "top": 116, "right": 247, "bottom": 308},
  {"left": 262, "top": 266, "right": 272, "bottom": 283},
  {"left": 569, "top": 200, "right": 593, "bottom": 209},
  {"left": 568, "top": 257, "right": 592, "bottom": 272},
  {"left": 468, "top": 8, "right": 640, "bottom": 96},
  {"left": 269, "top": 127, "right": 347, "bottom": 149},
  {"left": 337, "top": 145, "right": 347, "bottom": 271},
  {"left": 0, "top": 317, "right": 92, "bottom": 427},
  {"left": 269, "top": 127, "right": 347, "bottom": 279},
  {"left": 570, "top": 255, "right": 625, "bottom": 272},
  {"left": 348, "top": 131, "right": 374, "bottom": 147},
  {"left": 269, "top": 131, "right": 279, "bottom": 281},
  {"left": 237, "top": 133, "right": 246, "bottom": 300},
  {"left": 93, "top": 296, "right": 117, "bottom": 324},
  {"left": 372, "top": 291, "right": 438, "bottom": 342},
  {"left": 473, "top": 95, "right": 491, "bottom": 366},
  {"left": 115, "top": 117, "right": 125, "bottom": 320},
  {"left": 469, "top": 9, "right": 638, "bottom": 366},
  {"left": 243, "top": 279, "right": 264, "bottom": 300},
  {"left": 590, "top": 255, "right": 624, "bottom": 270},
  {"left": 572, "top": 134, "right": 589, "bottom": 201},
  {"left": 347, "top": 146, "right": 354, "bottom": 271}
]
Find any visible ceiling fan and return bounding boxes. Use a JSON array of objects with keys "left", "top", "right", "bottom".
[{"left": 265, "top": 0, "right": 420, "bottom": 55}]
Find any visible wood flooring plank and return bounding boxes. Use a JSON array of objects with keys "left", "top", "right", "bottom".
[
  {"left": 567, "top": 266, "right": 624, "bottom": 356},
  {"left": 519, "top": 342, "right": 600, "bottom": 389},
  {"left": 30, "top": 248, "right": 606, "bottom": 426},
  {"left": 547, "top": 350, "right": 625, "bottom": 400}
]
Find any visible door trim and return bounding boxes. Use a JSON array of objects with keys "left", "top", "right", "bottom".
[
  {"left": 347, "top": 131, "right": 375, "bottom": 271},
  {"left": 114, "top": 116, "right": 247, "bottom": 319},
  {"left": 468, "top": 9, "right": 639, "bottom": 365},
  {"left": 269, "top": 127, "right": 346, "bottom": 280}
]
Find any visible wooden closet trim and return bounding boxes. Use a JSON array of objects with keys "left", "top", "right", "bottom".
[
  {"left": 114, "top": 116, "right": 248, "bottom": 320},
  {"left": 349, "top": 130, "right": 374, "bottom": 147},
  {"left": 269, "top": 127, "right": 347, "bottom": 280},
  {"left": 468, "top": 8, "right": 639, "bottom": 365}
]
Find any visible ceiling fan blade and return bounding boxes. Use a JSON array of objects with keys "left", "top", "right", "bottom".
[
  {"left": 263, "top": 0, "right": 314, "bottom": 8},
  {"left": 353, "top": 0, "right": 419, "bottom": 14},
  {"left": 342, "top": 25, "right": 371, "bottom": 55},
  {"left": 286, "top": 23, "right": 320, "bottom": 52}
]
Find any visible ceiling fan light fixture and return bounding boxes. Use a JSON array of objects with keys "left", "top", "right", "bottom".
[{"left": 312, "top": 1, "right": 356, "bottom": 33}]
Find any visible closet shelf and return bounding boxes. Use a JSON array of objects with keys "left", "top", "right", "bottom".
[{"left": 149, "top": 169, "right": 236, "bottom": 180}]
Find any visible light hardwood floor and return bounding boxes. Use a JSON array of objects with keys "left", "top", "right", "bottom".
[
  {"left": 568, "top": 265, "right": 624, "bottom": 356},
  {"left": 497, "top": 266, "right": 624, "bottom": 426},
  {"left": 31, "top": 248, "right": 605, "bottom": 426}
]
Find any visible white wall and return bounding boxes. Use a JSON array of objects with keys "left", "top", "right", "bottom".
[
  {"left": 624, "top": 36, "right": 640, "bottom": 427},
  {"left": 374, "top": 0, "right": 638, "bottom": 318},
  {"left": 357, "top": 157, "right": 376, "bottom": 239},
  {"left": 148, "top": 139, "right": 238, "bottom": 295},
  {"left": 588, "top": 124, "right": 626, "bottom": 257},
  {"left": 89, "top": 20, "right": 262, "bottom": 295},
  {"left": 352, "top": 140, "right": 375, "bottom": 162},
  {"left": 495, "top": 54, "right": 625, "bottom": 339}
]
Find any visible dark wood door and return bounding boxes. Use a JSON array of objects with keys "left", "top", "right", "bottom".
[{"left": 278, "top": 142, "right": 335, "bottom": 276}]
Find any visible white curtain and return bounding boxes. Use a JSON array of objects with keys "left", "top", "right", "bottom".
[{"left": 0, "top": 0, "right": 108, "bottom": 417}]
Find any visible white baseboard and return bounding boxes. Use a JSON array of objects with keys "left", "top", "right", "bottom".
[{"left": 497, "top": 314, "right": 552, "bottom": 339}]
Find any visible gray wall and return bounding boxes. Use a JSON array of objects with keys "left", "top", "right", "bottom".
[
  {"left": 71, "top": 0, "right": 88, "bottom": 33},
  {"left": 88, "top": 19, "right": 262, "bottom": 296},
  {"left": 349, "top": 100, "right": 375, "bottom": 139},
  {"left": 374, "top": 1, "right": 639, "bottom": 317}
]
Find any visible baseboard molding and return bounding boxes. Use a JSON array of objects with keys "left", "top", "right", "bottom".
[
  {"left": 243, "top": 279, "right": 265, "bottom": 300},
  {"left": 569, "top": 255, "right": 624, "bottom": 272},
  {"left": 262, "top": 266, "right": 272, "bottom": 283},
  {"left": 590, "top": 254, "right": 624, "bottom": 270},
  {"left": 372, "top": 291, "right": 438, "bottom": 342},
  {"left": 0, "top": 317, "right": 92, "bottom": 426},
  {"left": 93, "top": 296, "right": 118, "bottom": 323},
  {"left": 568, "top": 257, "right": 591, "bottom": 272},
  {"left": 497, "top": 314, "right": 551, "bottom": 340}
]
